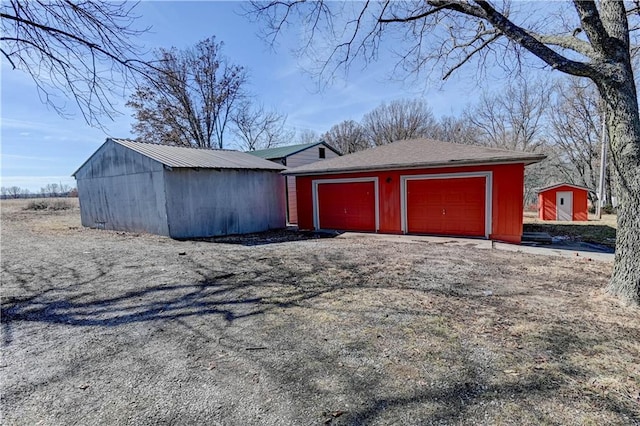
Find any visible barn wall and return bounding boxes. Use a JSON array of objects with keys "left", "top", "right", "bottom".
[
  {"left": 163, "top": 169, "right": 286, "bottom": 238},
  {"left": 75, "top": 141, "right": 169, "bottom": 235},
  {"left": 538, "top": 185, "right": 589, "bottom": 221},
  {"left": 294, "top": 163, "right": 527, "bottom": 243}
]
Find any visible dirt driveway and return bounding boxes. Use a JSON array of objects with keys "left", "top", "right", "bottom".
[{"left": 1, "top": 200, "right": 639, "bottom": 425}]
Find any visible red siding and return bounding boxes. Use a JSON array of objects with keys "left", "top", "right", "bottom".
[
  {"left": 295, "top": 163, "right": 526, "bottom": 243},
  {"left": 538, "top": 185, "right": 589, "bottom": 221},
  {"left": 490, "top": 164, "right": 525, "bottom": 242}
]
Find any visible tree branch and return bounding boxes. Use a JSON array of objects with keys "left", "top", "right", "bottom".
[
  {"left": 469, "top": 1, "right": 595, "bottom": 77},
  {"left": 572, "top": 0, "right": 609, "bottom": 55},
  {"left": 442, "top": 33, "right": 502, "bottom": 80},
  {"left": 378, "top": 4, "right": 450, "bottom": 23},
  {"left": 528, "top": 32, "right": 597, "bottom": 59}
]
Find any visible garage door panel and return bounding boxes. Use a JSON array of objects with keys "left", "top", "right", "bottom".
[
  {"left": 317, "top": 181, "right": 376, "bottom": 231},
  {"left": 406, "top": 177, "right": 486, "bottom": 237}
]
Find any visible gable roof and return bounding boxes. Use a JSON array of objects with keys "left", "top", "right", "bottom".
[
  {"left": 282, "top": 138, "right": 546, "bottom": 176},
  {"left": 248, "top": 141, "right": 341, "bottom": 160},
  {"left": 537, "top": 182, "right": 593, "bottom": 193},
  {"left": 74, "top": 138, "right": 286, "bottom": 176}
]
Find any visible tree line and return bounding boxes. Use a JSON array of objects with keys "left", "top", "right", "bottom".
[{"left": 1, "top": 183, "right": 77, "bottom": 199}]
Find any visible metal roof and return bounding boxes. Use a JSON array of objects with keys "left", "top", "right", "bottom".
[
  {"left": 283, "top": 138, "right": 546, "bottom": 176},
  {"left": 112, "top": 139, "right": 286, "bottom": 170},
  {"left": 248, "top": 141, "right": 341, "bottom": 160}
]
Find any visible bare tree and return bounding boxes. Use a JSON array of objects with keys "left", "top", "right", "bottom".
[
  {"left": 5, "top": 186, "right": 24, "bottom": 199},
  {"left": 294, "top": 129, "right": 320, "bottom": 145},
  {"left": 549, "top": 77, "right": 615, "bottom": 204},
  {"left": 464, "top": 77, "right": 553, "bottom": 204},
  {"left": 466, "top": 77, "right": 552, "bottom": 152},
  {"left": 362, "top": 99, "right": 438, "bottom": 146},
  {"left": 127, "top": 37, "right": 247, "bottom": 149},
  {"left": 232, "top": 102, "right": 291, "bottom": 151},
  {"left": 1, "top": 1, "right": 150, "bottom": 125},
  {"left": 431, "top": 115, "right": 480, "bottom": 146},
  {"left": 43, "top": 183, "right": 60, "bottom": 197},
  {"left": 322, "top": 120, "right": 369, "bottom": 154},
  {"left": 250, "top": 1, "right": 640, "bottom": 305}
]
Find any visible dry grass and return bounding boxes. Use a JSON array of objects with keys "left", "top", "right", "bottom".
[
  {"left": 523, "top": 212, "right": 617, "bottom": 248},
  {"left": 523, "top": 211, "right": 618, "bottom": 228},
  {"left": 1, "top": 201, "right": 638, "bottom": 425}
]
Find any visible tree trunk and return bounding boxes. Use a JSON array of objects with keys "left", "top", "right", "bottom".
[
  {"left": 605, "top": 154, "right": 614, "bottom": 207},
  {"left": 597, "top": 77, "right": 640, "bottom": 305}
]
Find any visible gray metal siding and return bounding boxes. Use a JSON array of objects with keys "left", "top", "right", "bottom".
[
  {"left": 74, "top": 139, "right": 164, "bottom": 179},
  {"left": 76, "top": 141, "right": 169, "bottom": 235},
  {"left": 163, "top": 169, "right": 286, "bottom": 238}
]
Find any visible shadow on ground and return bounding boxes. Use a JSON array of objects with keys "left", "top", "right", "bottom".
[
  {"left": 523, "top": 223, "right": 616, "bottom": 250},
  {"left": 182, "top": 228, "right": 342, "bottom": 246},
  {"left": 2, "top": 236, "right": 637, "bottom": 424}
]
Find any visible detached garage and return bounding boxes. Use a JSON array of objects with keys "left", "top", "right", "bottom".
[
  {"left": 73, "top": 138, "right": 286, "bottom": 238},
  {"left": 285, "top": 139, "right": 546, "bottom": 243},
  {"left": 537, "top": 183, "right": 591, "bottom": 221}
]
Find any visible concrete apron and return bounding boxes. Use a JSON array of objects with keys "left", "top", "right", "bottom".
[{"left": 336, "top": 232, "right": 615, "bottom": 263}]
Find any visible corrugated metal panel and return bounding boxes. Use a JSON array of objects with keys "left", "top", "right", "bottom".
[{"left": 112, "top": 139, "right": 286, "bottom": 170}]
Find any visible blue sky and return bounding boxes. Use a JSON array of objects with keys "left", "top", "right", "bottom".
[{"left": 1, "top": 1, "right": 497, "bottom": 192}]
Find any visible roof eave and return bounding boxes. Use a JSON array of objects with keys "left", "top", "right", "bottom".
[
  {"left": 168, "top": 166, "right": 287, "bottom": 172},
  {"left": 537, "top": 182, "right": 594, "bottom": 193},
  {"left": 72, "top": 137, "right": 113, "bottom": 177},
  {"left": 282, "top": 155, "right": 547, "bottom": 176},
  {"left": 257, "top": 141, "right": 342, "bottom": 160}
]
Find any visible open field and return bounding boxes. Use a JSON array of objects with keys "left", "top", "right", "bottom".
[{"left": 1, "top": 199, "right": 638, "bottom": 425}]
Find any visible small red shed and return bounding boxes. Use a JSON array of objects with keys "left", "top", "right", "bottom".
[
  {"left": 537, "top": 183, "right": 590, "bottom": 221},
  {"left": 284, "top": 139, "right": 546, "bottom": 243}
]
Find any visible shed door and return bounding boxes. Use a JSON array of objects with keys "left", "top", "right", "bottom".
[
  {"left": 317, "top": 181, "right": 376, "bottom": 231},
  {"left": 556, "top": 191, "right": 573, "bottom": 221},
  {"left": 406, "top": 177, "right": 486, "bottom": 237}
]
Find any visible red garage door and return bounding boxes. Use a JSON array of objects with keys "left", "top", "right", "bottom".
[
  {"left": 406, "top": 177, "right": 486, "bottom": 237},
  {"left": 317, "top": 181, "right": 376, "bottom": 231}
]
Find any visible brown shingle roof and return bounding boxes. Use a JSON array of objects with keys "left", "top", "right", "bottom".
[{"left": 283, "top": 138, "right": 546, "bottom": 175}]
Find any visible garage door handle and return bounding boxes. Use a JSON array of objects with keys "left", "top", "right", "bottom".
[{"left": 442, "top": 209, "right": 446, "bottom": 215}]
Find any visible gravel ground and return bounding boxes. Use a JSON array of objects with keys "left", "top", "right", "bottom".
[{"left": 1, "top": 199, "right": 639, "bottom": 425}]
